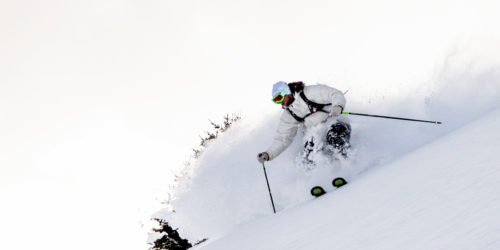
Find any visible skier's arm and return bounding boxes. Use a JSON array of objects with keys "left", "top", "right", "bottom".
[
  {"left": 265, "top": 112, "right": 300, "bottom": 160},
  {"left": 304, "top": 84, "right": 346, "bottom": 111},
  {"left": 328, "top": 86, "right": 346, "bottom": 110}
]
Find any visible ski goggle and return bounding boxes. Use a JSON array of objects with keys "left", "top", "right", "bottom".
[{"left": 272, "top": 92, "right": 286, "bottom": 104}]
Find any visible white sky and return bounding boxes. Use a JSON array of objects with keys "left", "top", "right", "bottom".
[{"left": 1, "top": 0, "right": 499, "bottom": 249}]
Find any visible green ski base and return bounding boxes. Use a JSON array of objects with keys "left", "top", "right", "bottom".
[{"left": 310, "top": 177, "right": 348, "bottom": 197}]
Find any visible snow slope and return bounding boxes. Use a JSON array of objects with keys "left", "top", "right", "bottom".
[
  {"left": 198, "top": 107, "right": 500, "bottom": 250},
  {"left": 155, "top": 66, "right": 500, "bottom": 247}
]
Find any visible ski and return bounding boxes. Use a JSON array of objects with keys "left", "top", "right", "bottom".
[
  {"left": 310, "top": 177, "right": 348, "bottom": 197},
  {"left": 332, "top": 177, "right": 347, "bottom": 188},
  {"left": 311, "top": 186, "right": 326, "bottom": 197}
]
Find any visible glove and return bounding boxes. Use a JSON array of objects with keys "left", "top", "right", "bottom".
[
  {"left": 329, "top": 105, "right": 343, "bottom": 117},
  {"left": 257, "top": 152, "right": 270, "bottom": 163}
]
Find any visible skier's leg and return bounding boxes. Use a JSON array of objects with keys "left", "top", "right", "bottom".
[
  {"left": 326, "top": 122, "right": 351, "bottom": 154},
  {"left": 303, "top": 136, "right": 316, "bottom": 164},
  {"left": 300, "top": 124, "right": 328, "bottom": 166}
]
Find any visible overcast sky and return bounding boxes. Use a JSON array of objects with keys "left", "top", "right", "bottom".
[{"left": 1, "top": 0, "right": 499, "bottom": 249}]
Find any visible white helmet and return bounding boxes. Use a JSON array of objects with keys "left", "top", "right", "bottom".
[{"left": 271, "top": 81, "right": 291, "bottom": 98}]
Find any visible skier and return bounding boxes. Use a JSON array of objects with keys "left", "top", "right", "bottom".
[{"left": 257, "top": 81, "right": 351, "bottom": 165}]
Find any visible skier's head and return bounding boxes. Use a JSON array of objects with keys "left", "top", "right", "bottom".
[{"left": 272, "top": 81, "right": 292, "bottom": 105}]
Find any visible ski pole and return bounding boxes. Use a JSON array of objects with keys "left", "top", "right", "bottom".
[
  {"left": 342, "top": 111, "right": 442, "bottom": 124},
  {"left": 261, "top": 162, "right": 276, "bottom": 214}
]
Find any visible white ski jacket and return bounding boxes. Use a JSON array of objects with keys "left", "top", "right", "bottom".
[{"left": 266, "top": 84, "right": 346, "bottom": 160}]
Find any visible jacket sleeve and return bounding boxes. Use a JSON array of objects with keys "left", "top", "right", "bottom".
[
  {"left": 327, "top": 86, "right": 346, "bottom": 109},
  {"left": 266, "top": 111, "right": 300, "bottom": 160},
  {"left": 304, "top": 84, "right": 346, "bottom": 110}
]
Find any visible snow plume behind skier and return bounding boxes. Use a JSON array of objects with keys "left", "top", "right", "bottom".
[{"left": 257, "top": 81, "right": 352, "bottom": 167}]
